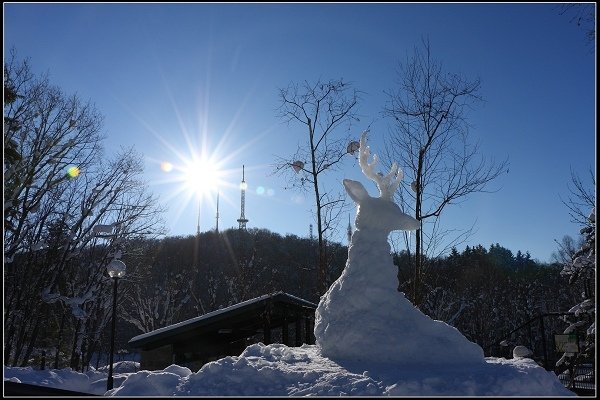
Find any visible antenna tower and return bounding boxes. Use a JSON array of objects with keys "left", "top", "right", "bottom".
[
  {"left": 215, "top": 192, "right": 220, "bottom": 233},
  {"left": 347, "top": 214, "right": 352, "bottom": 244},
  {"left": 237, "top": 165, "right": 249, "bottom": 229},
  {"left": 196, "top": 199, "right": 201, "bottom": 236}
]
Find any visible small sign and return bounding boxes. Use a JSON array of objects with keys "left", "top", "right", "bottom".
[{"left": 554, "top": 334, "right": 579, "bottom": 353}]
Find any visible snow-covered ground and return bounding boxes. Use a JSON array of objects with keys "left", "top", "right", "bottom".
[{"left": 3, "top": 346, "right": 575, "bottom": 396}]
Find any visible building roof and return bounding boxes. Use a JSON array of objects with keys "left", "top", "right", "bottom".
[{"left": 128, "top": 291, "right": 317, "bottom": 350}]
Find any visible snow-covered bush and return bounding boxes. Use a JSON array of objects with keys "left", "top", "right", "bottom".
[{"left": 557, "top": 207, "right": 595, "bottom": 368}]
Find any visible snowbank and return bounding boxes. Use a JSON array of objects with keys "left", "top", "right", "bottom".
[{"left": 4, "top": 344, "right": 574, "bottom": 396}]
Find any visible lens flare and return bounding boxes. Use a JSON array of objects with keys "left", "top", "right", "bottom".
[
  {"left": 160, "top": 161, "right": 174, "bottom": 172},
  {"left": 66, "top": 165, "right": 80, "bottom": 179}
]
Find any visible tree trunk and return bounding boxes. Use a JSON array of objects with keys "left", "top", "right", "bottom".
[
  {"left": 413, "top": 149, "right": 425, "bottom": 307},
  {"left": 3, "top": 278, "right": 20, "bottom": 364},
  {"left": 3, "top": 292, "right": 19, "bottom": 365},
  {"left": 316, "top": 208, "right": 326, "bottom": 295},
  {"left": 308, "top": 118, "right": 327, "bottom": 296},
  {"left": 414, "top": 229, "right": 422, "bottom": 306},
  {"left": 19, "top": 309, "right": 43, "bottom": 367},
  {"left": 12, "top": 313, "right": 31, "bottom": 366},
  {"left": 70, "top": 319, "right": 82, "bottom": 370},
  {"left": 54, "top": 311, "right": 66, "bottom": 369}
]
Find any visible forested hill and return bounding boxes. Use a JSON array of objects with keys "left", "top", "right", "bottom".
[
  {"left": 119, "top": 229, "right": 579, "bottom": 349},
  {"left": 395, "top": 243, "right": 581, "bottom": 352}
]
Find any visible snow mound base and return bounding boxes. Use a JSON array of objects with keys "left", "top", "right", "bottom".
[
  {"left": 107, "top": 343, "right": 573, "bottom": 396},
  {"left": 315, "top": 229, "right": 485, "bottom": 366},
  {"left": 4, "top": 344, "right": 574, "bottom": 396}
]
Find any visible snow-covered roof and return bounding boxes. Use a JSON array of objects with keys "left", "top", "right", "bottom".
[{"left": 128, "top": 291, "right": 316, "bottom": 350}]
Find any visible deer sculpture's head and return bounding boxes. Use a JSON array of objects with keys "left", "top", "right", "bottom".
[{"left": 344, "top": 131, "right": 420, "bottom": 234}]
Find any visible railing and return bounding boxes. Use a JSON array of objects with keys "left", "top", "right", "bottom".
[
  {"left": 556, "top": 363, "right": 596, "bottom": 396},
  {"left": 484, "top": 312, "right": 595, "bottom": 396}
]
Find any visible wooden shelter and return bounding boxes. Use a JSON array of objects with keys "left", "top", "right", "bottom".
[{"left": 128, "top": 292, "right": 317, "bottom": 371}]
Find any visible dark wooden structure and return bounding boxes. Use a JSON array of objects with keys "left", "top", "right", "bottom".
[
  {"left": 128, "top": 291, "right": 317, "bottom": 371},
  {"left": 3, "top": 381, "right": 99, "bottom": 396}
]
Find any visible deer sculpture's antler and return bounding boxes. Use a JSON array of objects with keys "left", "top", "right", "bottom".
[
  {"left": 358, "top": 131, "right": 403, "bottom": 200},
  {"left": 343, "top": 131, "right": 419, "bottom": 233}
]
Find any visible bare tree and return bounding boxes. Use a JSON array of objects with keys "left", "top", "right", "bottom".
[
  {"left": 560, "top": 167, "right": 595, "bottom": 227},
  {"left": 4, "top": 48, "right": 105, "bottom": 260},
  {"left": 552, "top": 234, "right": 584, "bottom": 265},
  {"left": 4, "top": 147, "right": 166, "bottom": 368},
  {"left": 382, "top": 39, "right": 508, "bottom": 307},
  {"left": 3, "top": 50, "right": 166, "bottom": 368},
  {"left": 121, "top": 269, "right": 192, "bottom": 334},
  {"left": 557, "top": 3, "right": 595, "bottom": 51},
  {"left": 274, "top": 78, "right": 360, "bottom": 295}
]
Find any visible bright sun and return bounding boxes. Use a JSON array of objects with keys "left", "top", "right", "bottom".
[{"left": 182, "top": 158, "right": 221, "bottom": 197}]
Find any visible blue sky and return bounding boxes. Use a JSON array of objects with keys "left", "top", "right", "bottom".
[{"left": 4, "top": 3, "right": 595, "bottom": 262}]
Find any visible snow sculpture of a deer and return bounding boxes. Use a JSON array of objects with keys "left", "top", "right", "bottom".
[{"left": 314, "top": 131, "right": 484, "bottom": 366}]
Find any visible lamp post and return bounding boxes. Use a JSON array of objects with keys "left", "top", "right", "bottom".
[{"left": 106, "top": 259, "right": 126, "bottom": 391}]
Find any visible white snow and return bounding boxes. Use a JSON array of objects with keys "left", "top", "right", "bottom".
[
  {"left": 513, "top": 345, "right": 533, "bottom": 358},
  {"left": 31, "top": 241, "right": 48, "bottom": 251},
  {"left": 3, "top": 132, "right": 575, "bottom": 396},
  {"left": 92, "top": 223, "right": 114, "bottom": 235},
  {"left": 3, "top": 346, "right": 574, "bottom": 396}
]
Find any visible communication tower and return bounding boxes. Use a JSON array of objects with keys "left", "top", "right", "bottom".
[
  {"left": 347, "top": 214, "right": 353, "bottom": 244},
  {"left": 237, "top": 165, "right": 249, "bottom": 229},
  {"left": 215, "top": 192, "right": 220, "bottom": 233}
]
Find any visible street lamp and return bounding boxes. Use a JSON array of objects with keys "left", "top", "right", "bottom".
[{"left": 106, "top": 259, "right": 126, "bottom": 391}]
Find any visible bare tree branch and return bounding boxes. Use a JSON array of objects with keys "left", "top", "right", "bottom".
[
  {"left": 560, "top": 166, "right": 596, "bottom": 226},
  {"left": 381, "top": 38, "right": 508, "bottom": 306},
  {"left": 274, "top": 78, "right": 361, "bottom": 295}
]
